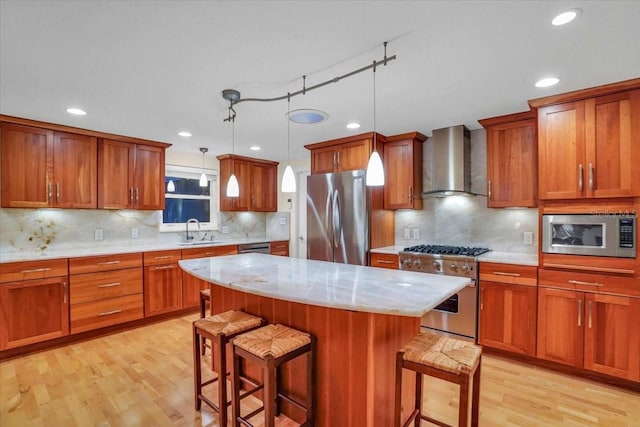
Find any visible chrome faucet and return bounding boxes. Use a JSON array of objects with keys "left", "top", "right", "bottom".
[{"left": 186, "top": 218, "right": 200, "bottom": 241}]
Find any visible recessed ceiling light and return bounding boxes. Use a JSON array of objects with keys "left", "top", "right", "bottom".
[
  {"left": 552, "top": 9, "right": 580, "bottom": 26},
  {"left": 249, "top": 146, "right": 261, "bottom": 151},
  {"left": 178, "top": 131, "right": 192, "bottom": 137},
  {"left": 287, "top": 109, "right": 328, "bottom": 124},
  {"left": 66, "top": 107, "right": 86, "bottom": 115},
  {"left": 346, "top": 122, "right": 361, "bottom": 129},
  {"left": 535, "top": 77, "right": 560, "bottom": 88}
]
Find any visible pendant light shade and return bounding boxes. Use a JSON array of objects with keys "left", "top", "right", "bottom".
[
  {"left": 199, "top": 147, "right": 208, "bottom": 187},
  {"left": 226, "top": 173, "right": 239, "bottom": 197},
  {"left": 281, "top": 165, "right": 296, "bottom": 192},
  {"left": 167, "top": 179, "right": 176, "bottom": 192},
  {"left": 366, "top": 60, "right": 384, "bottom": 186}
]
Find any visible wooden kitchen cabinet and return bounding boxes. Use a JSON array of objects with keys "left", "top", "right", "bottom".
[
  {"left": 370, "top": 253, "right": 398, "bottom": 269},
  {"left": 305, "top": 132, "right": 382, "bottom": 174},
  {"left": 0, "top": 258, "right": 69, "bottom": 350},
  {"left": 478, "top": 262, "right": 537, "bottom": 356},
  {"left": 537, "top": 287, "right": 584, "bottom": 367},
  {"left": 479, "top": 111, "right": 537, "bottom": 208},
  {"left": 217, "top": 155, "right": 278, "bottom": 212},
  {"left": 98, "top": 139, "right": 166, "bottom": 210},
  {"left": 181, "top": 244, "right": 238, "bottom": 308},
  {"left": 143, "top": 250, "right": 182, "bottom": 316},
  {"left": 533, "top": 86, "right": 640, "bottom": 200},
  {"left": 270, "top": 240, "right": 289, "bottom": 257},
  {"left": 1, "top": 123, "right": 97, "bottom": 208},
  {"left": 383, "top": 132, "right": 426, "bottom": 209}
]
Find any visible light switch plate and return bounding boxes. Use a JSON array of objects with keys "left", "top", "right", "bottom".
[
  {"left": 403, "top": 228, "right": 411, "bottom": 240},
  {"left": 523, "top": 231, "right": 533, "bottom": 245},
  {"left": 279, "top": 217, "right": 287, "bottom": 225},
  {"left": 412, "top": 228, "right": 420, "bottom": 240},
  {"left": 94, "top": 229, "right": 104, "bottom": 241},
  {"left": 131, "top": 228, "right": 139, "bottom": 239}
]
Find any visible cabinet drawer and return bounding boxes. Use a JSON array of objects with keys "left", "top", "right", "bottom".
[
  {"left": 70, "top": 268, "right": 142, "bottom": 304},
  {"left": 539, "top": 268, "right": 640, "bottom": 297},
  {"left": 370, "top": 253, "right": 399, "bottom": 270},
  {"left": 70, "top": 294, "right": 143, "bottom": 334},
  {"left": 143, "top": 249, "right": 182, "bottom": 266},
  {"left": 479, "top": 262, "right": 537, "bottom": 286},
  {"left": 69, "top": 253, "right": 142, "bottom": 274},
  {"left": 270, "top": 241, "right": 289, "bottom": 256},
  {"left": 181, "top": 245, "right": 237, "bottom": 260},
  {"left": 0, "top": 258, "right": 68, "bottom": 283}
]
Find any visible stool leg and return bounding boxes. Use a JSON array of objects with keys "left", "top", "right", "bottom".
[
  {"left": 393, "top": 352, "right": 403, "bottom": 427},
  {"left": 275, "top": 366, "right": 282, "bottom": 416},
  {"left": 193, "top": 325, "right": 202, "bottom": 411},
  {"left": 264, "top": 355, "right": 276, "bottom": 427},
  {"left": 459, "top": 374, "right": 470, "bottom": 427},
  {"left": 231, "top": 349, "right": 241, "bottom": 427},
  {"left": 471, "top": 356, "right": 482, "bottom": 427},
  {"left": 199, "top": 294, "right": 207, "bottom": 356},
  {"left": 306, "top": 343, "right": 314, "bottom": 426},
  {"left": 414, "top": 372, "right": 422, "bottom": 427},
  {"left": 217, "top": 335, "right": 228, "bottom": 427}
]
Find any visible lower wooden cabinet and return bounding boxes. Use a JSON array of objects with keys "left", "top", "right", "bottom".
[
  {"left": 144, "top": 263, "right": 182, "bottom": 317},
  {"left": 370, "top": 253, "right": 399, "bottom": 269},
  {"left": 70, "top": 294, "right": 144, "bottom": 334},
  {"left": 0, "top": 276, "right": 69, "bottom": 350},
  {"left": 182, "top": 273, "right": 209, "bottom": 309},
  {"left": 270, "top": 240, "right": 289, "bottom": 257}
]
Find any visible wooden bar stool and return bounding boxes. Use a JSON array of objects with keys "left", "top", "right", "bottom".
[
  {"left": 193, "top": 310, "right": 266, "bottom": 426},
  {"left": 394, "top": 331, "right": 482, "bottom": 427},
  {"left": 199, "top": 289, "right": 211, "bottom": 355},
  {"left": 231, "top": 324, "right": 314, "bottom": 427}
]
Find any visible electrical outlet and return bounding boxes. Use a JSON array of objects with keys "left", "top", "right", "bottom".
[
  {"left": 221, "top": 225, "right": 230, "bottom": 234},
  {"left": 279, "top": 217, "right": 287, "bottom": 225},
  {"left": 403, "top": 228, "right": 411, "bottom": 240},
  {"left": 131, "top": 227, "right": 139, "bottom": 239},
  {"left": 523, "top": 231, "right": 533, "bottom": 245},
  {"left": 94, "top": 229, "right": 104, "bottom": 241},
  {"left": 412, "top": 228, "right": 420, "bottom": 240}
]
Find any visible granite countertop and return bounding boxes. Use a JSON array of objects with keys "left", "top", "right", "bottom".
[
  {"left": 179, "top": 253, "right": 472, "bottom": 317},
  {"left": 0, "top": 237, "right": 285, "bottom": 263},
  {"left": 370, "top": 246, "right": 538, "bottom": 266}
]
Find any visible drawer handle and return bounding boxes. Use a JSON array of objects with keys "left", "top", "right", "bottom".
[
  {"left": 97, "top": 261, "right": 121, "bottom": 266},
  {"left": 153, "top": 265, "right": 175, "bottom": 270},
  {"left": 376, "top": 260, "right": 395, "bottom": 264},
  {"left": 204, "top": 252, "right": 219, "bottom": 256},
  {"left": 20, "top": 267, "right": 52, "bottom": 273},
  {"left": 154, "top": 255, "right": 174, "bottom": 260},
  {"left": 97, "top": 282, "right": 121, "bottom": 288},
  {"left": 493, "top": 272, "right": 520, "bottom": 277},
  {"left": 568, "top": 279, "right": 604, "bottom": 287},
  {"left": 577, "top": 299, "right": 582, "bottom": 327},
  {"left": 98, "top": 309, "right": 123, "bottom": 317}
]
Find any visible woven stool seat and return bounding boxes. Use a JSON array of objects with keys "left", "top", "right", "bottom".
[
  {"left": 194, "top": 310, "right": 263, "bottom": 337},
  {"left": 233, "top": 324, "right": 311, "bottom": 359},
  {"left": 400, "top": 331, "right": 481, "bottom": 375}
]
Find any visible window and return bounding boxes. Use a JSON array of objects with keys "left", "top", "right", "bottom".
[{"left": 160, "top": 165, "right": 218, "bottom": 232}]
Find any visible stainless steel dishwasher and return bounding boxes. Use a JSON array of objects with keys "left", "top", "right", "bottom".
[{"left": 237, "top": 242, "right": 270, "bottom": 254}]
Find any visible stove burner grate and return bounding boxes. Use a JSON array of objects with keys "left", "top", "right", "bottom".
[{"left": 403, "top": 244, "right": 490, "bottom": 257}]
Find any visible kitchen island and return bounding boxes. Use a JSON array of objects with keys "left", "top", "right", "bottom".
[{"left": 179, "top": 253, "right": 472, "bottom": 427}]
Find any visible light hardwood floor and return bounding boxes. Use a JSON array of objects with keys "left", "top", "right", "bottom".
[{"left": 1, "top": 313, "right": 638, "bottom": 426}]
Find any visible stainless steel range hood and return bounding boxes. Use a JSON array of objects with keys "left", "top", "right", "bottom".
[{"left": 422, "top": 125, "right": 477, "bottom": 197}]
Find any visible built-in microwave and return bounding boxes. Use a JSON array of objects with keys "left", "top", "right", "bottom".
[{"left": 542, "top": 214, "right": 636, "bottom": 258}]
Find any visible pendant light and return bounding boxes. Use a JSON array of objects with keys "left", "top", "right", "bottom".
[
  {"left": 167, "top": 179, "right": 176, "bottom": 192},
  {"left": 226, "top": 116, "right": 240, "bottom": 197},
  {"left": 199, "top": 147, "right": 208, "bottom": 187},
  {"left": 366, "top": 60, "right": 384, "bottom": 186},
  {"left": 281, "top": 93, "right": 296, "bottom": 193}
]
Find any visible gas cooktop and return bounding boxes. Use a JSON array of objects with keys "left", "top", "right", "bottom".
[{"left": 402, "top": 244, "right": 491, "bottom": 257}]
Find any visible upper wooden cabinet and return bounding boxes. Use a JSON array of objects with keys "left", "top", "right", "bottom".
[
  {"left": 1, "top": 123, "right": 97, "bottom": 208},
  {"left": 479, "top": 111, "right": 537, "bottom": 208},
  {"left": 217, "top": 154, "right": 278, "bottom": 212},
  {"left": 305, "top": 132, "right": 382, "bottom": 174},
  {"left": 98, "top": 139, "right": 166, "bottom": 210},
  {"left": 383, "top": 132, "right": 426, "bottom": 210},
  {"left": 531, "top": 82, "right": 640, "bottom": 200}
]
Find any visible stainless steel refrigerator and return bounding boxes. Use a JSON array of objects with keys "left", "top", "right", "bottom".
[{"left": 307, "top": 169, "right": 371, "bottom": 265}]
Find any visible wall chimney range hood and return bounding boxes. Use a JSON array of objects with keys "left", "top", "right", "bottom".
[{"left": 422, "top": 125, "right": 479, "bottom": 197}]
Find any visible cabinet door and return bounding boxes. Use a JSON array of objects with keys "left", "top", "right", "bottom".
[
  {"left": 251, "top": 163, "right": 277, "bottom": 211},
  {"left": 486, "top": 120, "right": 537, "bottom": 207},
  {"left": 52, "top": 132, "right": 97, "bottom": 208},
  {"left": 0, "top": 123, "right": 53, "bottom": 208},
  {"left": 584, "top": 293, "right": 640, "bottom": 381},
  {"left": 479, "top": 281, "right": 537, "bottom": 355},
  {"left": 144, "top": 264, "right": 182, "bottom": 316},
  {"left": 585, "top": 90, "right": 640, "bottom": 198},
  {"left": 182, "top": 272, "right": 209, "bottom": 309},
  {"left": 337, "top": 138, "right": 371, "bottom": 172},
  {"left": 98, "top": 139, "right": 134, "bottom": 209},
  {"left": 538, "top": 102, "right": 586, "bottom": 200},
  {"left": 537, "top": 287, "right": 583, "bottom": 367},
  {"left": 310, "top": 147, "right": 336, "bottom": 174},
  {"left": 0, "top": 277, "right": 69, "bottom": 350},
  {"left": 270, "top": 240, "right": 290, "bottom": 257},
  {"left": 234, "top": 159, "right": 252, "bottom": 211},
  {"left": 384, "top": 140, "right": 414, "bottom": 209},
  {"left": 134, "top": 144, "right": 165, "bottom": 210}
]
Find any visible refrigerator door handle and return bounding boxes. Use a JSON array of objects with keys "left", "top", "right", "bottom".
[
  {"left": 325, "top": 191, "right": 332, "bottom": 234},
  {"left": 332, "top": 190, "right": 341, "bottom": 248}
]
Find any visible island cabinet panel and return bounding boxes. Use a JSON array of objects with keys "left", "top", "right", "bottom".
[
  {"left": 209, "top": 285, "right": 419, "bottom": 427},
  {"left": 0, "top": 123, "right": 97, "bottom": 208}
]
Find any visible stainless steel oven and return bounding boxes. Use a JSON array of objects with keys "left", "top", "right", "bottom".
[{"left": 542, "top": 213, "right": 636, "bottom": 258}]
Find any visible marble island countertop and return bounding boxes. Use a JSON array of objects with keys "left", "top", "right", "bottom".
[
  {"left": 179, "top": 253, "right": 472, "bottom": 317},
  {"left": 0, "top": 237, "right": 284, "bottom": 263}
]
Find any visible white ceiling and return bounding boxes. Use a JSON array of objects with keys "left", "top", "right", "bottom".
[{"left": 1, "top": 1, "right": 639, "bottom": 164}]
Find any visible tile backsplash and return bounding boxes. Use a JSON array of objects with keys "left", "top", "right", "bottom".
[{"left": 396, "top": 128, "right": 538, "bottom": 253}]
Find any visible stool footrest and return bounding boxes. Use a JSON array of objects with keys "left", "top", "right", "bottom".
[
  {"left": 242, "top": 405, "right": 265, "bottom": 422},
  {"left": 277, "top": 391, "right": 306, "bottom": 412},
  {"left": 421, "top": 415, "right": 450, "bottom": 427},
  {"left": 198, "top": 395, "right": 221, "bottom": 412}
]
